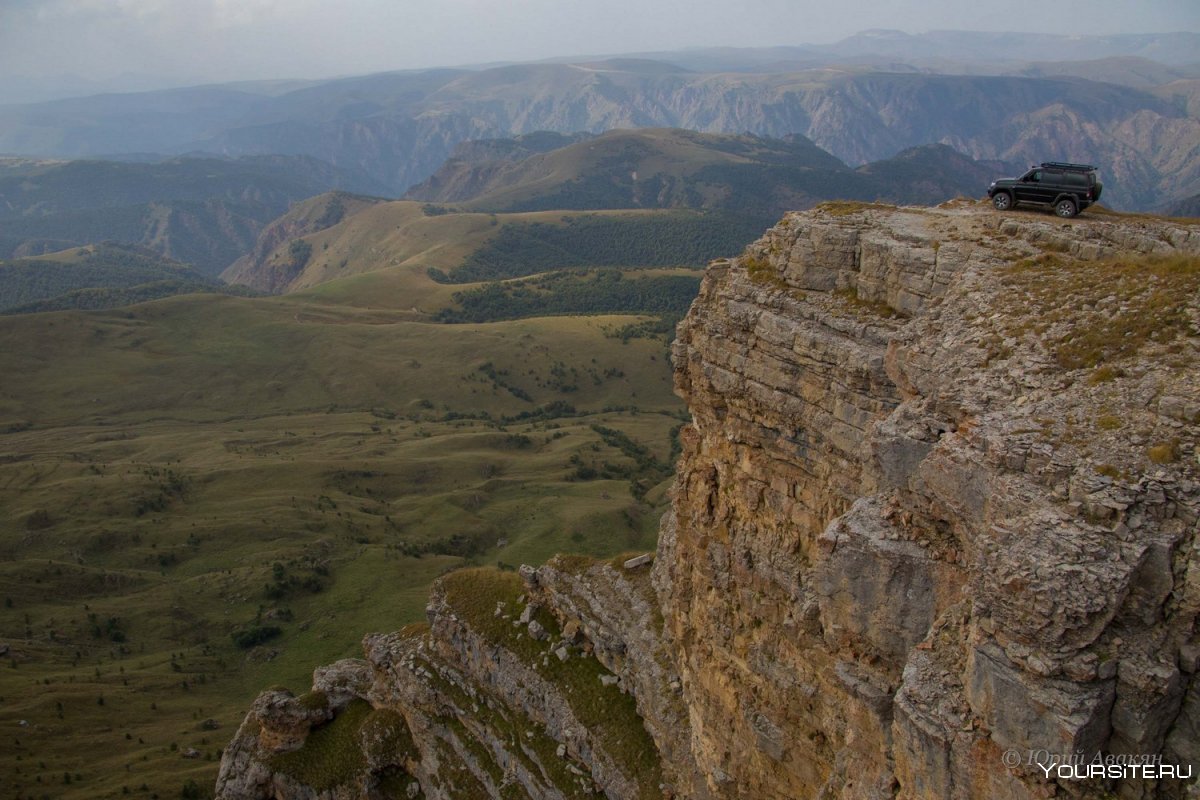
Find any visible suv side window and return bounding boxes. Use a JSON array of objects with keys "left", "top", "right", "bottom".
[
  {"left": 1043, "top": 169, "right": 1063, "bottom": 183},
  {"left": 1064, "top": 173, "right": 1087, "bottom": 187},
  {"left": 1025, "top": 170, "right": 1041, "bottom": 182}
]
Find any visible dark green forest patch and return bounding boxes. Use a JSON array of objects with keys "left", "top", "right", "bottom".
[
  {"left": 436, "top": 269, "right": 700, "bottom": 323},
  {"left": 428, "top": 212, "right": 764, "bottom": 283}
]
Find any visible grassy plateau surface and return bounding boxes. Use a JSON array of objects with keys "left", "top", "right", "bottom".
[{"left": 0, "top": 267, "right": 685, "bottom": 798}]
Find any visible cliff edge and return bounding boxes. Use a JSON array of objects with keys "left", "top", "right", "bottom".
[{"left": 217, "top": 202, "right": 1200, "bottom": 799}]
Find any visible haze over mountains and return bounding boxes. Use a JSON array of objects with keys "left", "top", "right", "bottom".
[
  {"left": 2, "top": 31, "right": 1199, "bottom": 212},
  {"left": 5, "top": 28, "right": 1198, "bottom": 105},
  {"left": 0, "top": 155, "right": 388, "bottom": 274}
]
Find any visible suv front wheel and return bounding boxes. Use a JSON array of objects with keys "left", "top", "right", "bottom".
[
  {"left": 992, "top": 192, "right": 1012, "bottom": 211},
  {"left": 1055, "top": 198, "right": 1078, "bottom": 218}
]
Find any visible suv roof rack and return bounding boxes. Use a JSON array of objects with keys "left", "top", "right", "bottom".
[{"left": 1040, "top": 161, "right": 1097, "bottom": 171}]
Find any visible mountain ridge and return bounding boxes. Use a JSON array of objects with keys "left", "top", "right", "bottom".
[
  {"left": 0, "top": 154, "right": 390, "bottom": 275},
  {"left": 1, "top": 56, "right": 1196, "bottom": 209},
  {"left": 405, "top": 128, "right": 1002, "bottom": 214},
  {"left": 5, "top": 30, "right": 1197, "bottom": 104}
]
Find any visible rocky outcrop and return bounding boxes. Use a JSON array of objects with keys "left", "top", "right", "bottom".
[
  {"left": 217, "top": 562, "right": 677, "bottom": 800},
  {"left": 662, "top": 202, "right": 1199, "bottom": 799},
  {"left": 218, "top": 202, "right": 1200, "bottom": 799}
]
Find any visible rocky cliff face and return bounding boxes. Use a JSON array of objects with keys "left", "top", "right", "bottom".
[
  {"left": 217, "top": 203, "right": 1200, "bottom": 799},
  {"left": 663, "top": 202, "right": 1200, "bottom": 799}
]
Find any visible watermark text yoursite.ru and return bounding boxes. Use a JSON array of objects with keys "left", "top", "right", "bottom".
[{"left": 1002, "top": 749, "right": 1194, "bottom": 781}]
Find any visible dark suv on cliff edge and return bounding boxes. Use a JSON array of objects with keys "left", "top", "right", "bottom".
[{"left": 987, "top": 162, "right": 1103, "bottom": 218}]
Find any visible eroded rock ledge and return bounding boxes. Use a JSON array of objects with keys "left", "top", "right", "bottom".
[{"left": 218, "top": 203, "right": 1200, "bottom": 799}]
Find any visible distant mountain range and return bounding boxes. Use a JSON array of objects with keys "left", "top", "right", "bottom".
[
  {"left": 0, "top": 155, "right": 388, "bottom": 275},
  {"left": 1161, "top": 192, "right": 1200, "bottom": 217},
  {"left": 223, "top": 130, "right": 1005, "bottom": 296},
  {"left": 406, "top": 128, "right": 1001, "bottom": 214},
  {"left": 684, "top": 30, "right": 1200, "bottom": 69},
  {"left": 1, "top": 33, "right": 1198, "bottom": 210},
  {"left": 5, "top": 30, "right": 1196, "bottom": 104}
]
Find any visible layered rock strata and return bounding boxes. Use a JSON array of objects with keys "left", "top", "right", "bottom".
[{"left": 218, "top": 202, "right": 1200, "bottom": 799}]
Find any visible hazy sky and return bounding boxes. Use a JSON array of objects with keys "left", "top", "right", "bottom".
[{"left": 1, "top": 0, "right": 1198, "bottom": 97}]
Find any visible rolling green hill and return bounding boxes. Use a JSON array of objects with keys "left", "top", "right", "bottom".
[
  {"left": 405, "top": 128, "right": 853, "bottom": 212},
  {"left": 430, "top": 211, "right": 763, "bottom": 283},
  {"left": 434, "top": 268, "right": 702, "bottom": 323},
  {"left": 852, "top": 143, "right": 1004, "bottom": 205},
  {"left": 218, "top": 192, "right": 389, "bottom": 293},
  {"left": 222, "top": 196, "right": 757, "bottom": 297}
]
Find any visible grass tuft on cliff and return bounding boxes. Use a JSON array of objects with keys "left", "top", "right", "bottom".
[
  {"left": 269, "top": 700, "right": 417, "bottom": 792},
  {"left": 440, "top": 567, "right": 664, "bottom": 798},
  {"left": 268, "top": 699, "right": 372, "bottom": 790},
  {"left": 815, "top": 200, "right": 898, "bottom": 216},
  {"left": 832, "top": 285, "right": 904, "bottom": 319},
  {"left": 743, "top": 253, "right": 788, "bottom": 289}
]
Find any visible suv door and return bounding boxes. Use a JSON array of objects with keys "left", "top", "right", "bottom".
[
  {"left": 1035, "top": 169, "right": 1064, "bottom": 204},
  {"left": 1014, "top": 170, "right": 1042, "bottom": 203}
]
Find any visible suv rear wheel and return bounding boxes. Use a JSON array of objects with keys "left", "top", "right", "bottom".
[
  {"left": 1055, "top": 198, "right": 1078, "bottom": 218},
  {"left": 992, "top": 192, "right": 1012, "bottom": 211}
]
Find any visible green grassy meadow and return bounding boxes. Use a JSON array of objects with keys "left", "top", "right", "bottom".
[
  {"left": 0, "top": 267, "right": 686, "bottom": 798},
  {"left": 241, "top": 201, "right": 707, "bottom": 296}
]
